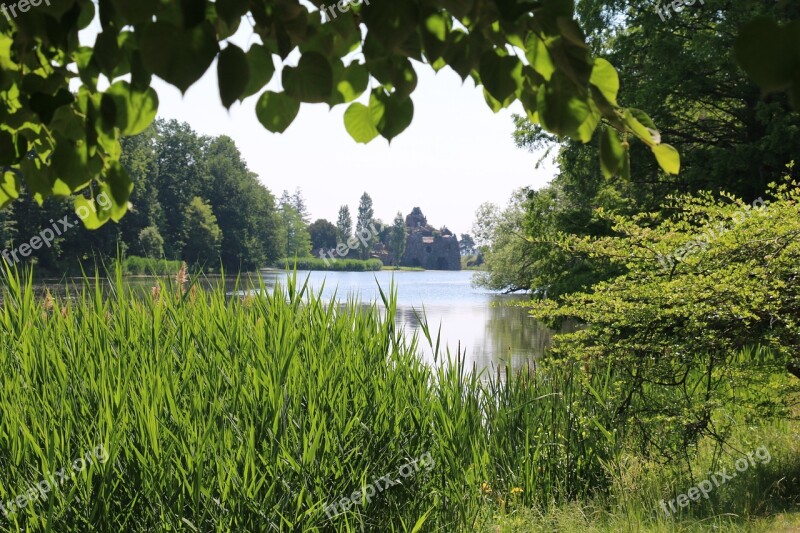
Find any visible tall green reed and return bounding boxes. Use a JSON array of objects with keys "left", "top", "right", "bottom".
[{"left": 0, "top": 265, "right": 617, "bottom": 532}]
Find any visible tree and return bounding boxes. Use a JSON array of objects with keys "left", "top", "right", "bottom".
[
  {"left": 355, "top": 193, "right": 374, "bottom": 260},
  {"left": 138, "top": 226, "right": 164, "bottom": 258},
  {"left": 278, "top": 192, "right": 311, "bottom": 258},
  {"left": 292, "top": 188, "right": 310, "bottom": 224},
  {"left": 182, "top": 197, "right": 222, "bottom": 267},
  {"left": 0, "top": 0, "right": 691, "bottom": 228},
  {"left": 459, "top": 234, "right": 476, "bottom": 256},
  {"left": 308, "top": 219, "right": 337, "bottom": 250},
  {"left": 388, "top": 212, "right": 406, "bottom": 267},
  {"left": 154, "top": 120, "right": 211, "bottom": 259},
  {"left": 336, "top": 206, "right": 352, "bottom": 246},
  {"left": 472, "top": 192, "right": 543, "bottom": 294},
  {"left": 204, "top": 136, "right": 282, "bottom": 270}
]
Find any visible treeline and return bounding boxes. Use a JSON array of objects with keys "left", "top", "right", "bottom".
[{"left": 0, "top": 119, "right": 283, "bottom": 274}]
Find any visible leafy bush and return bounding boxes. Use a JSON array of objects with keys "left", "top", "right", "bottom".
[
  {"left": 275, "top": 257, "right": 383, "bottom": 271},
  {"left": 529, "top": 179, "right": 800, "bottom": 459}
]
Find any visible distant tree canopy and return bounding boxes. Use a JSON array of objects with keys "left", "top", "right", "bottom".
[
  {"left": 308, "top": 219, "right": 337, "bottom": 250},
  {"left": 0, "top": 119, "right": 282, "bottom": 273}
]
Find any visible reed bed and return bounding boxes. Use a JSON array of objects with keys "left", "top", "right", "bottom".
[{"left": 0, "top": 267, "right": 616, "bottom": 532}]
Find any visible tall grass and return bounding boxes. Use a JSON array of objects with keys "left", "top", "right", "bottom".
[{"left": 0, "top": 266, "right": 616, "bottom": 531}]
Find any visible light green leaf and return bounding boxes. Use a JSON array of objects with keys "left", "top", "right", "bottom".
[
  {"left": 589, "top": 58, "right": 619, "bottom": 106},
  {"left": 652, "top": 143, "right": 680, "bottom": 175},
  {"left": 344, "top": 102, "right": 380, "bottom": 144}
]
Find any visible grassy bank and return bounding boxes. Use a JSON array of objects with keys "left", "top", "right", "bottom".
[
  {"left": 275, "top": 257, "right": 383, "bottom": 271},
  {"left": 113, "top": 256, "right": 184, "bottom": 276},
  {"left": 0, "top": 268, "right": 797, "bottom": 531}
]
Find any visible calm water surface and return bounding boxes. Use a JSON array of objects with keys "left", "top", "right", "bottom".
[
  {"left": 34, "top": 270, "right": 553, "bottom": 372},
  {"left": 260, "top": 270, "right": 553, "bottom": 372}
]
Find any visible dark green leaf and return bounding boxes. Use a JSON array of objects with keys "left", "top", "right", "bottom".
[
  {"left": 283, "top": 52, "right": 334, "bottom": 103},
  {"left": 734, "top": 17, "right": 796, "bottom": 92},
  {"left": 600, "top": 127, "right": 624, "bottom": 178},
  {"left": 217, "top": 44, "right": 249, "bottom": 108},
  {"left": 255, "top": 91, "right": 300, "bottom": 133},
  {"left": 139, "top": 21, "right": 219, "bottom": 93},
  {"left": 479, "top": 51, "right": 523, "bottom": 104}
]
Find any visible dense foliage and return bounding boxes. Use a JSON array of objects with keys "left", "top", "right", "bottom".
[
  {"left": 0, "top": 119, "right": 283, "bottom": 274},
  {"left": 528, "top": 179, "right": 800, "bottom": 459},
  {"left": 479, "top": 0, "right": 800, "bottom": 296},
  {"left": 0, "top": 0, "right": 700, "bottom": 227}
]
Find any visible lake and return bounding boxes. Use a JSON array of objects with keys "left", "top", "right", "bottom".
[
  {"left": 31, "top": 269, "right": 553, "bottom": 373},
  {"left": 259, "top": 270, "right": 553, "bottom": 372}
]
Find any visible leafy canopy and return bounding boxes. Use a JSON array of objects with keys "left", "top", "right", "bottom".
[{"left": 0, "top": 0, "right": 683, "bottom": 227}]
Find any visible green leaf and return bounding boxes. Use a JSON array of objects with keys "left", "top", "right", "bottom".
[
  {"left": 101, "top": 81, "right": 159, "bottom": 136},
  {"left": 576, "top": 98, "right": 600, "bottom": 143},
  {"left": 600, "top": 127, "right": 624, "bottom": 178},
  {"left": 479, "top": 51, "right": 523, "bottom": 104},
  {"left": 623, "top": 109, "right": 657, "bottom": 147},
  {"left": 652, "top": 143, "right": 680, "bottom": 175},
  {"left": 735, "top": 17, "right": 796, "bottom": 92},
  {"left": 344, "top": 102, "right": 380, "bottom": 144},
  {"left": 0, "top": 171, "right": 20, "bottom": 209},
  {"left": 255, "top": 91, "right": 300, "bottom": 133},
  {"left": 537, "top": 72, "right": 590, "bottom": 139},
  {"left": 331, "top": 62, "right": 369, "bottom": 105},
  {"left": 217, "top": 44, "right": 250, "bottom": 108},
  {"left": 75, "top": 194, "right": 111, "bottom": 230},
  {"left": 109, "top": 0, "right": 160, "bottom": 25},
  {"left": 373, "top": 91, "right": 414, "bottom": 143},
  {"left": 589, "top": 58, "right": 619, "bottom": 106},
  {"left": 216, "top": 0, "right": 249, "bottom": 25},
  {"left": 103, "top": 161, "right": 133, "bottom": 221},
  {"left": 139, "top": 21, "right": 220, "bottom": 93},
  {"left": 283, "top": 52, "right": 334, "bottom": 104},
  {"left": 525, "top": 33, "right": 555, "bottom": 81},
  {"left": 241, "top": 44, "right": 275, "bottom": 100},
  {"left": 0, "top": 131, "right": 18, "bottom": 165}
]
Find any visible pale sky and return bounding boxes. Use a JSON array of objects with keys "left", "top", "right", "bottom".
[{"left": 84, "top": 19, "right": 556, "bottom": 236}]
